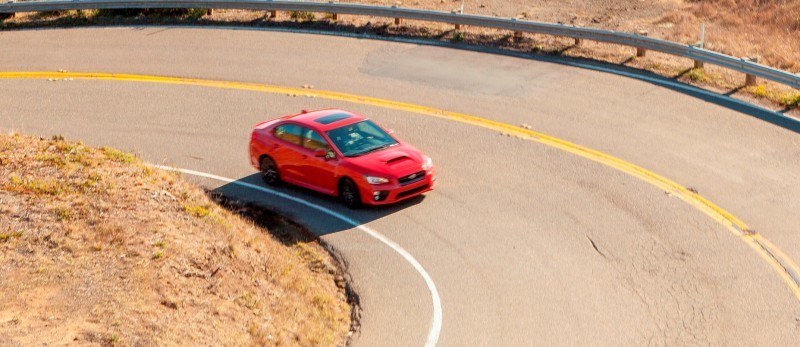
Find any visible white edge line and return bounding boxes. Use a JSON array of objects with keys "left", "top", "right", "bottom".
[{"left": 153, "top": 165, "right": 443, "bottom": 346}]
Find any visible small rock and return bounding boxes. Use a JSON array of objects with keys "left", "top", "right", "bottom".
[
  {"left": 161, "top": 300, "right": 178, "bottom": 310},
  {"left": 479, "top": 4, "right": 486, "bottom": 8}
]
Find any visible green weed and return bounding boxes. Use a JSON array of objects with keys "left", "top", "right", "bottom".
[{"left": 100, "top": 147, "right": 137, "bottom": 163}]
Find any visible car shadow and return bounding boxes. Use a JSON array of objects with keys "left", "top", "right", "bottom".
[{"left": 209, "top": 173, "right": 425, "bottom": 241}]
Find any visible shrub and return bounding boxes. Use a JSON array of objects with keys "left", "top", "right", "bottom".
[
  {"left": 184, "top": 204, "right": 210, "bottom": 218},
  {"left": 290, "top": 11, "right": 316, "bottom": 22},
  {"left": 101, "top": 147, "right": 136, "bottom": 163},
  {"left": 187, "top": 8, "right": 207, "bottom": 19},
  {"left": 0, "top": 231, "right": 23, "bottom": 242},
  {"left": 685, "top": 68, "right": 708, "bottom": 82}
]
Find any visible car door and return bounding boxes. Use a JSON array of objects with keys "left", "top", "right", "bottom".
[
  {"left": 270, "top": 123, "right": 305, "bottom": 183},
  {"left": 298, "top": 127, "right": 339, "bottom": 195}
]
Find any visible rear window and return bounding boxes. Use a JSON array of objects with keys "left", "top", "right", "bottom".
[
  {"left": 315, "top": 113, "right": 352, "bottom": 125},
  {"left": 274, "top": 124, "right": 302, "bottom": 145}
]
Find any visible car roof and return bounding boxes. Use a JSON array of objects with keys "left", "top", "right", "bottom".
[{"left": 285, "top": 109, "right": 367, "bottom": 131}]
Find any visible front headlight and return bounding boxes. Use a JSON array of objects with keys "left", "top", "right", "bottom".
[
  {"left": 365, "top": 176, "right": 390, "bottom": 185},
  {"left": 421, "top": 156, "right": 433, "bottom": 170}
]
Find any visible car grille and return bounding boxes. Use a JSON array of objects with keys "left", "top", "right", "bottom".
[{"left": 398, "top": 171, "right": 425, "bottom": 186}]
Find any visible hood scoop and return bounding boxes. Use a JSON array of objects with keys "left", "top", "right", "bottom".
[{"left": 385, "top": 156, "right": 411, "bottom": 165}]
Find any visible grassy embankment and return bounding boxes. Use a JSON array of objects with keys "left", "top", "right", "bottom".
[{"left": 0, "top": 133, "right": 352, "bottom": 346}]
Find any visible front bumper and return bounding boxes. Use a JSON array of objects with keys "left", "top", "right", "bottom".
[{"left": 360, "top": 170, "right": 436, "bottom": 206}]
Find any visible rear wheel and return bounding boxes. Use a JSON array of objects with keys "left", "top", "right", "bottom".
[
  {"left": 339, "top": 178, "right": 362, "bottom": 209},
  {"left": 259, "top": 156, "right": 280, "bottom": 186}
]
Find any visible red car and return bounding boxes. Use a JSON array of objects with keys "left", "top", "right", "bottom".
[{"left": 249, "top": 109, "right": 436, "bottom": 208}]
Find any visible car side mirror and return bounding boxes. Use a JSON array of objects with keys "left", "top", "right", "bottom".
[{"left": 314, "top": 148, "right": 327, "bottom": 158}]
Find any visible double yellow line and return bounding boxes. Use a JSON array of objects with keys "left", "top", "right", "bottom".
[{"left": 3, "top": 70, "right": 799, "bottom": 301}]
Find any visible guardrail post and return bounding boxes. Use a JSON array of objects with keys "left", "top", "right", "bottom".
[
  {"left": 206, "top": 9, "right": 212, "bottom": 16},
  {"left": 454, "top": 23, "right": 461, "bottom": 30},
  {"left": 513, "top": 31, "right": 523, "bottom": 40},
  {"left": 573, "top": 38, "right": 582, "bottom": 46},
  {"left": 269, "top": 10, "right": 277, "bottom": 19},
  {"left": 693, "top": 60, "right": 704, "bottom": 69},
  {"left": 332, "top": 13, "right": 338, "bottom": 21},
  {"left": 636, "top": 47, "right": 646, "bottom": 57},
  {"left": 745, "top": 74, "right": 757, "bottom": 86},
  {"left": 394, "top": 17, "right": 402, "bottom": 25},
  {"left": 743, "top": 56, "right": 759, "bottom": 86}
]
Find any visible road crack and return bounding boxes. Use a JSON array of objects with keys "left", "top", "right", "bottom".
[{"left": 585, "top": 234, "right": 607, "bottom": 259}]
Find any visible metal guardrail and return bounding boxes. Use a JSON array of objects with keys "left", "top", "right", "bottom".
[{"left": 2, "top": 0, "right": 799, "bottom": 90}]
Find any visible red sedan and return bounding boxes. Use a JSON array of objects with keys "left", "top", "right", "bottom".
[{"left": 249, "top": 109, "right": 436, "bottom": 208}]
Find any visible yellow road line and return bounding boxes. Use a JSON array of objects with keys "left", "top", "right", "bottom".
[{"left": 3, "top": 70, "right": 799, "bottom": 300}]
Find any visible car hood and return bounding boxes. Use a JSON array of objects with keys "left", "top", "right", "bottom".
[{"left": 345, "top": 144, "right": 426, "bottom": 178}]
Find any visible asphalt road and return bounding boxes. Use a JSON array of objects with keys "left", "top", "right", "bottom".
[{"left": 2, "top": 27, "right": 800, "bottom": 346}]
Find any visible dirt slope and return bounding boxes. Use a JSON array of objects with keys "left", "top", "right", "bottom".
[{"left": 0, "top": 133, "right": 351, "bottom": 346}]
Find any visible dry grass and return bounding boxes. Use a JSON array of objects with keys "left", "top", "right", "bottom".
[
  {"left": 0, "top": 134, "right": 351, "bottom": 346},
  {"left": 661, "top": 0, "right": 800, "bottom": 72}
]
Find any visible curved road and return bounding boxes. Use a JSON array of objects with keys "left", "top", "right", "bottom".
[{"left": 2, "top": 27, "right": 800, "bottom": 346}]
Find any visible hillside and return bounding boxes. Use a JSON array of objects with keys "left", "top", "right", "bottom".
[
  {"left": 0, "top": 133, "right": 352, "bottom": 346},
  {"left": 350, "top": 0, "right": 800, "bottom": 72}
]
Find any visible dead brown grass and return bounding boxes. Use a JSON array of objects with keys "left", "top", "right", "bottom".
[
  {"left": 0, "top": 133, "right": 351, "bottom": 346},
  {"left": 662, "top": 0, "right": 800, "bottom": 72}
]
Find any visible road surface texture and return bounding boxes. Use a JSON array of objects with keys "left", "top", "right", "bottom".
[{"left": 1, "top": 27, "right": 800, "bottom": 346}]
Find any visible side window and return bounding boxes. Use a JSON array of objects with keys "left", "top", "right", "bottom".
[
  {"left": 274, "top": 124, "right": 302, "bottom": 145},
  {"left": 303, "top": 128, "right": 330, "bottom": 151}
]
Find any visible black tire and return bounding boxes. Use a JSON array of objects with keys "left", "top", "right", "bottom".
[
  {"left": 259, "top": 156, "right": 280, "bottom": 186},
  {"left": 339, "top": 178, "right": 362, "bottom": 209}
]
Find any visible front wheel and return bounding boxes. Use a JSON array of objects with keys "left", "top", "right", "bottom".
[
  {"left": 339, "top": 178, "right": 362, "bottom": 209},
  {"left": 259, "top": 156, "right": 280, "bottom": 186}
]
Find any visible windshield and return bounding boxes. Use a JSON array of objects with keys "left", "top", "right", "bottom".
[{"left": 326, "top": 120, "right": 398, "bottom": 157}]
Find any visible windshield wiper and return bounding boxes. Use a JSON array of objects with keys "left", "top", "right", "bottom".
[{"left": 352, "top": 143, "right": 394, "bottom": 157}]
